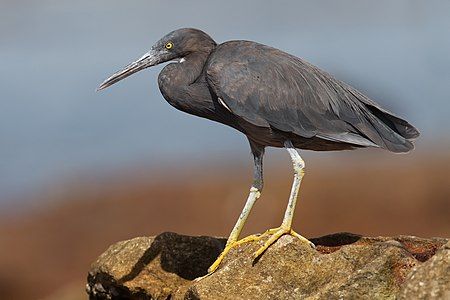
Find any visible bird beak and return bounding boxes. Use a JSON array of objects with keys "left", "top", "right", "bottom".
[{"left": 97, "top": 49, "right": 161, "bottom": 91}]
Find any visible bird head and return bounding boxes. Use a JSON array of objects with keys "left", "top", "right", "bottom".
[{"left": 97, "top": 28, "right": 215, "bottom": 91}]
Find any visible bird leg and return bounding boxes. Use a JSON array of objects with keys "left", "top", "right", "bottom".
[
  {"left": 253, "top": 141, "right": 315, "bottom": 259},
  {"left": 207, "top": 188, "right": 261, "bottom": 273},
  {"left": 208, "top": 148, "right": 264, "bottom": 273}
]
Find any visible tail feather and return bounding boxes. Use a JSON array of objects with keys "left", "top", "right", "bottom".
[
  {"left": 342, "top": 86, "right": 420, "bottom": 153},
  {"left": 365, "top": 105, "right": 420, "bottom": 140},
  {"left": 358, "top": 104, "right": 419, "bottom": 153}
]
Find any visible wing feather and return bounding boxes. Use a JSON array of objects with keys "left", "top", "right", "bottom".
[{"left": 206, "top": 41, "right": 419, "bottom": 152}]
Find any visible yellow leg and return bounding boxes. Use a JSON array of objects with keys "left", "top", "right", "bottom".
[
  {"left": 253, "top": 227, "right": 315, "bottom": 258},
  {"left": 253, "top": 141, "right": 315, "bottom": 259},
  {"left": 208, "top": 233, "right": 261, "bottom": 273},
  {"left": 208, "top": 145, "right": 264, "bottom": 274},
  {"left": 207, "top": 141, "right": 314, "bottom": 275},
  {"left": 208, "top": 186, "right": 261, "bottom": 273}
]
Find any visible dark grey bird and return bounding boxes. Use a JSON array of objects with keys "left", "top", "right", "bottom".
[{"left": 97, "top": 28, "right": 419, "bottom": 273}]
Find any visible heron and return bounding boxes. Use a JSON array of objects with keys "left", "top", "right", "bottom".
[{"left": 97, "top": 28, "right": 419, "bottom": 273}]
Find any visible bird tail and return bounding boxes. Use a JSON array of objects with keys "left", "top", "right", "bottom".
[{"left": 355, "top": 99, "right": 420, "bottom": 153}]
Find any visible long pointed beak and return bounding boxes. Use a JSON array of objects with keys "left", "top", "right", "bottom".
[{"left": 97, "top": 50, "right": 160, "bottom": 91}]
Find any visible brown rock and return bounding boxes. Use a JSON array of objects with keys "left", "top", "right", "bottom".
[
  {"left": 398, "top": 241, "right": 450, "bottom": 299},
  {"left": 86, "top": 233, "right": 226, "bottom": 299},
  {"left": 86, "top": 232, "right": 448, "bottom": 299}
]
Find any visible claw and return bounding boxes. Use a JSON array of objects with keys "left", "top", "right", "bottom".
[
  {"left": 208, "top": 234, "right": 261, "bottom": 273},
  {"left": 252, "top": 226, "right": 315, "bottom": 259},
  {"left": 290, "top": 229, "right": 316, "bottom": 249},
  {"left": 206, "top": 227, "right": 314, "bottom": 277}
]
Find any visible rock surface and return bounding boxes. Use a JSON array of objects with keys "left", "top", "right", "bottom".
[
  {"left": 397, "top": 241, "right": 450, "bottom": 299},
  {"left": 87, "top": 232, "right": 448, "bottom": 299}
]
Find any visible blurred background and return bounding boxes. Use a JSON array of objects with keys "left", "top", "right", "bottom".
[{"left": 1, "top": 1, "right": 449, "bottom": 299}]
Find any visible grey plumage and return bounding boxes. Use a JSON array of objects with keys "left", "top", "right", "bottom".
[
  {"left": 207, "top": 41, "right": 419, "bottom": 153},
  {"left": 98, "top": 28, "right": 419, "bottom": 154},
  {"left": 98, "top": 28, "right": 421, "bottom": 273}
]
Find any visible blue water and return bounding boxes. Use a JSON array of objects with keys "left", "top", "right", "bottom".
[{"left": 1, "top": 1, "right": 450, "bottom": 202}]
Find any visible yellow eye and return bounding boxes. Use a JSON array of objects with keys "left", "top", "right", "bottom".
[{"left": 165, "top": 42, "right": 174, "bottom": 50}]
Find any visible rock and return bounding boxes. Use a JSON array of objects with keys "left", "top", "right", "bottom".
[
  {"left": 398, "top": 241, "right": 450, "bottom": 299},
  {"left": 87, "top": 232, "right": 448, "bottom": 300},
  {"left": 87, "top": 233, "right": 226, "bottom": 299}
]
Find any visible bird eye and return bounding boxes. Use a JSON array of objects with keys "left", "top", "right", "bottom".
[{"left": 165, "top": 42, "right": 174, "bottom": 50}]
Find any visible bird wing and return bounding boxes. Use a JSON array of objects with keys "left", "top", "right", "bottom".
[{"left": 206, "top": 41, "right": 419, "bottom": 152}]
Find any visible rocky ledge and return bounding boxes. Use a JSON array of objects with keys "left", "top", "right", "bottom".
[{"left": 87, "top": 232, "right": 449, "bottom": 299}]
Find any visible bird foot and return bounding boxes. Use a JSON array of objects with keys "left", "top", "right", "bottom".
[
  {"left": 253, "top": 226, "right": 315, "bottom": 259},
  {"left": 206, "top": 227, "right": 314, "bottom": 276},
  {"left": 208, "top": 234, "right": 261, "bottom": 274}
]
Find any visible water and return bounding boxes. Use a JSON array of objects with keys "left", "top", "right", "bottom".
[{"left": 1, "top": 0, "right": 450, "bottom": 202}]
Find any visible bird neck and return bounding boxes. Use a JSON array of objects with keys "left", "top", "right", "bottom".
[
  {"left": 158, "top": 50, "right": 214, "bottom": 114},
  {"left": 159, "top": 51, "right": 210, "bottom": 89}
]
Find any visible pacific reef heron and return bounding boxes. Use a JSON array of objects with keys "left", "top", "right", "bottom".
[{"left": 98, "top": 28, "right": 419, "bottom": 273}]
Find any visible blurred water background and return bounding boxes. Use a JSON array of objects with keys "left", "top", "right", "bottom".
[
  {"left": 1, "top": 2, "right": 450, "bottom": 299},
  {"left": 1, "top": 0, "right": 450, "bottom": 207}
]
